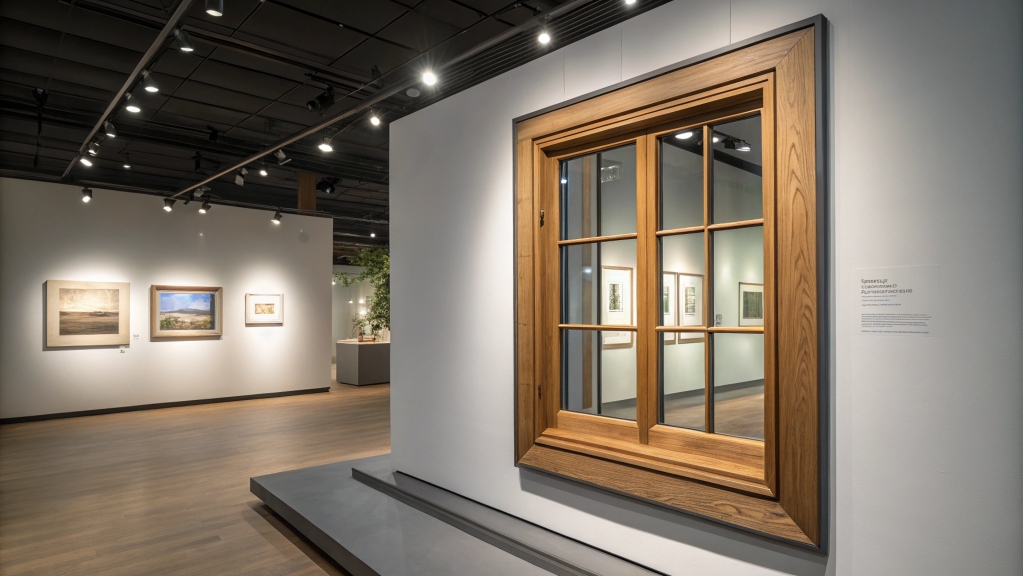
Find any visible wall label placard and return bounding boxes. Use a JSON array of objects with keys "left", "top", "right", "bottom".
[{"left": 857, "top": 265, "right": 939, "bottom": 336}]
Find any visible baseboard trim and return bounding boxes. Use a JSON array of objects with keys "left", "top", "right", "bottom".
[{"left": 0, "top": 387, "right": 331, "bottom": 425}]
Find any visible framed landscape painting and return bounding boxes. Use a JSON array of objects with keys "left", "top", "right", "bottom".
[
  {"left": 245, "top": 293, "right": 283, "bottom": 325},
  {"left": 151, "top": 285, "right": 223, "bottom": 339},
  {"left": 46, "top": 280, "right": 130, "bottom": 347}
]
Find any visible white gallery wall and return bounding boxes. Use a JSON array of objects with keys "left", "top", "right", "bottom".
[
  {"left": 390, "top": 0, "right": 1022, "bottom": 574},
  {"left": 0, "top": 178, "right": 333, "bottom": 419}
]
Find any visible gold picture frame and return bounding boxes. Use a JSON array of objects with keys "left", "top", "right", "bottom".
[{"left": 150, "top": 285, "right": 223, "bottom": 339}]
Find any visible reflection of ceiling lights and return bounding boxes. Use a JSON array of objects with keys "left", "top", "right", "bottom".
[
  {"left": 600, "top": 159, "right": 623, "bottom": 183},
  {"left": 560, "top": 177, "right": 568, "bottom": 184},
  {"left": 674, "top": 131, "right": 694, "bottom": 139},
  {"left": 723, "top": 138, "right": 751, "bottom": 152}
]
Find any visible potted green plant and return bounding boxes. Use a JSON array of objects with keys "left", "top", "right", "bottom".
[{"left": 334, "top": 247, "right": 389, "bottom": 341}]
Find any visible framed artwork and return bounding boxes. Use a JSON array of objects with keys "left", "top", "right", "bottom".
[
  {"left": 662, "top": 272, "right": 678, "bottom": 345},
  {"left": 150, "top": 285, "right": 223, "bottom": 339},
  {"left": 600, "top": 266, "right": 633, "bottom": 349},
  {"left": 678, "top": 273, "right": 704, "bottom": 342},
  {"left": 738, "top": 282, "right": 765, "bottom": 327},
  {"left": 46, "top": 280, "right": 130, "bottom": 347},
  {"left": 245, "top": 293, "right": 283, "bottom": 325}
]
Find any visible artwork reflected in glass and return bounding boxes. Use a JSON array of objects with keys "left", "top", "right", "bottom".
[
  {"left": 677, "top": 273, "right": 704, "bottom": 343},
  {"left": 601, "top": 266, "right": 633, "bottom": 349},
  {"left": 245, "top": 293, "right": 284, "bottom": 325},
  {"left": 46, "top": 280, "right": 130, "bottom": 347},
  {"left": 150, "top": 285, "right": 223, "bottom": 338},
  {"left": 662, "top": 272, "right": 678, "bottom": 345},
  {"left": 738, "top": 282, "right": 764, "bottom": 327}
]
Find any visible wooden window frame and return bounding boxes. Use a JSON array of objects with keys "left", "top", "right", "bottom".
[{"left": 514, "top": 19, "right": 827, "bottom": 548}]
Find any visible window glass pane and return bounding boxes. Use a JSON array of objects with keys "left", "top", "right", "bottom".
[
  {"left": 661, "top": 333, "right": 705, "bottom": 431},
  {"left": 661, "top": 233, "right": 704, "bottom": 327},
  {"left": 712, "top": 333, "right": 764, "bottom": 440},
  {"left": 562, "top": 238, "right": 636, "bottom": 326},
  {"left": 711, "top": 115, "right": 762, "bottom": 224},
  {"left": 711, "top": 226, "right": 763, "bottom": 328},
  {"left": 660, "top": 129, "right": 703, "bottom": 230},
  {"left": 560, "top": 144, "right": 637, "bottom": 240},
  {"left": 562, "top": 329, "right": 636, "bottom": 421}
]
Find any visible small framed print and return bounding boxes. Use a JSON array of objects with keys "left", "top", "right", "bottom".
[
  {"left": 151, "top": 285, "right": 223, "bottom": 339},
  {"left": 662, "top": 272, "right": 678, "bottom": 345},
  {"left": 601, "top": 266, "right": 633, "bottom": 349},
  {"left": 677, "top": 273, "right": 705, "bottom": 343},
  {"left": 738, "top": 282, "right": 764, "bottom": 327},
  {"left": 246, "top": 293, "right": 283, "bottom": 325}
]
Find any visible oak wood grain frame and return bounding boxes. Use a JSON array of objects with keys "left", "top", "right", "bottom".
[{"left": 514, "top": 17, "right": 827, "bottom": 548}]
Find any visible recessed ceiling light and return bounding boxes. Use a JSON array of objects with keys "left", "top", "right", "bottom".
[
  {"left": 163, "top": 198, "right": 175, "bottom": 212},
  {"left": 79, "top": 157, "right": 93, "bottom": 167},
  {"left": 538, "top": 32, "right": 551, "bottom": 44},
  {"left": 125, "top": 93, "right": 141, "bottom": 113},
  {"left": 422, "top": 71, "right": 437, "bottom": 86},
  {"left": 205, "top": 0, "right": 223, "bottom": 17},
  {"left": 674, "top": 131, "right": 694, "bottom": 139},
  {"left": 81, "top": 187, "right": 92, "bottom": 203},
  {"left": 142, "top": 71, "right": 159, "bottom": 93}
]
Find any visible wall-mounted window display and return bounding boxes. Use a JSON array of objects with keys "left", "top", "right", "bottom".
[
  {"left": 46, "top": 280, "right": 130, "bottom": 347},
  {"left": 515, "top": 20, "right": 826, "bottom": 547},
  {"left": 245, "top": 293, "right": 283, "bottom": 326},
  {"left": 150, "top": 285, "right": 223, "bottom": 339}
]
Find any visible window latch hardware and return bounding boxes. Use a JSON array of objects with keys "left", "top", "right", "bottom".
[{"left": 539, "top": 209, "right": 545, "bottom": 227}]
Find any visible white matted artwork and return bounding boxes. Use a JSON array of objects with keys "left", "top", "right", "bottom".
[
  {"left": 738, "top": 282, "right": 764, "bottom": 327},
  {"left": 46, "top": 280, "right": 130, "bottom": 347},
  {"left": 678, "top": 273, "right": 704, "bottom": 342},
  {"left": 601, "top": 266, "right": 633, "bottom": 349},
  {"left": 245, "top": 293, "right": 284, "bottom": 325},
  {"left": 662, "top": 272, "right": 678, "bottom": 345}
]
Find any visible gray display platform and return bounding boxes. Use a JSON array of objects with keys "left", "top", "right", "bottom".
[
  {"left": 335, "top": 340, "right": 390, "bottom": 385},
  {"left": 251, "top": 455, "right": 660, "bottom": 576}
]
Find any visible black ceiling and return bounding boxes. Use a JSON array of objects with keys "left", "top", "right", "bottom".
[{"left": 0, "top": 0, "right": 670, "bottom": 259}]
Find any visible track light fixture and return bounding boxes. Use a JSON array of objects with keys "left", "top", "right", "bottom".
[
  {"left": 274, "top": 149, "right": 291, "bottom": 165},
  {"left": 104, "top": 121, "right": 117, "bottom": 138},
  {"left": 163, "top": 198, "right": 175, "bottom": 212},
  {"left": 318, "top": 136, "right": 333, "bottom": 153},
  {"left": 538, "top": 31, "right": 551, "bottom": 44},
  {"left": 307, "top": 87, "right": 335, "bottom": 113},
  {"left": 735, "top": 140, "right": 751, "bottom": 152},
  {"left": 723, "top": 138, "right": 751, "bottom": 152},
  {"left": 271, "top": 209, "right": 282, "bottom": 224},
  {"left": 198, "top": 201, "right": 211, "bottom": 214},
  {"left": 195, "top": 185, "right": 211, "bottom": 197},
  {"left": 123, "top": 153, "right": 132, "bottom": 169},
  {"left": 316, "top": 177, "right": 338, "bottom": 194},
  {"left": 87, "top": 141, "right": 100, "bottom": 156},
  {"left": 259, "top": 162, "right": 268, "bottom": 177},
  {"left": 235, "top": 167, "right": 248, "bottom": 186},
  {"left": 79, "top": 157, "right": 93, "bottom": 167},
  {"left": 82, "top": 187, "right": 93, "bottom": 203},
  {"left": 125, "top": 93, "right": 141, "bottom": 113},
  {"left": 142, "top": 71, "right": 159, "bottom": 93},
  {"left": 207, "top": 126, "right": 219, "bottom": 142},
  {"left": 205, "top": 0, "right": 224, "bottom": 17},
  {"left": 422, "top": 70, "right": 437, "bottom": 85},
  {"left": 172, "top": 28, "right": 195, "bottom": 52}
]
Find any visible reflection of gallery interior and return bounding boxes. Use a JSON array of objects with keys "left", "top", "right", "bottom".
[{"left": 0, "top": 1, "right": 1020, "bottom": 575}]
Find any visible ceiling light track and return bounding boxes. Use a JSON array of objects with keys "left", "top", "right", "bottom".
[
  {"left": 171, "top": 0, "right": 603, "bottom": 199},
  {"left": 59, "top": 0, "right": 196, "bottom": 181}
]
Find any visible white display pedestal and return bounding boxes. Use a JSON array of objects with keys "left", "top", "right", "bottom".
[{"left": 335, "top": 340, "right": 390, "bottom": 386}]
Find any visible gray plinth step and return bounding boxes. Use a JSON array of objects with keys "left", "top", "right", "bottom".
[{"left": 251, "top": 455, "right": 661, "bottom": 576}]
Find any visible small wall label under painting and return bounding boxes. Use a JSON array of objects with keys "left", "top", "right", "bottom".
[
  {"left": 151, "top": 285, "right": 223, "bottom": 339},
  {"left": 46, "top": 280, "right": 130, "bottom": 347},
  {"left": 601, "top": 266, "right": 633, "bottom": 349},
  {"left": 738, "top": 282, "right": 764, "bottom": 327},
  {"left": 245, "top": 293, "right": 283, "bottom": 326}
]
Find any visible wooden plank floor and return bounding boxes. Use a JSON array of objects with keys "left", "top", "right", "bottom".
[{"left": 0, "top": 379, "right": 390, "bottom": 576}]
